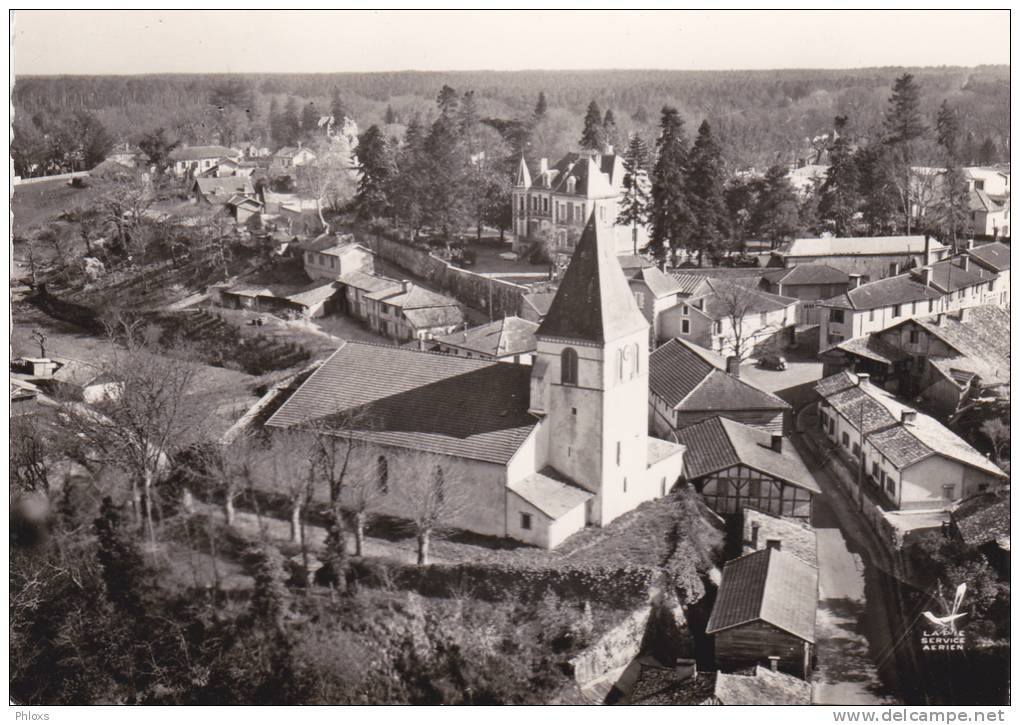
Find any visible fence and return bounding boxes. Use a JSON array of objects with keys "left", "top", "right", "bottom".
[
  {"left": 356, "top": 226, "right": 530, "bottom": 320},
  {"left": 13, "top": 171, "right": 90, "bottom": 186}
]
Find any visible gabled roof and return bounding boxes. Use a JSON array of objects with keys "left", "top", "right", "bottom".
[
  {"left": 527, "top": 151, "right": 620, "bottom": 197},
  {"left": 706, "top": 547, "right": 818, "bottom": 643},
  {"left": 403, "top": 306, "right": 465, "bottom": 330},
  {"left": 907, "top": 306, "right": 1010, "bottom": 385},
  {"left": 814, "top": 372, "right": 1006, "bottom": 477},
  {"left": 743, "top": 509, "right": 817, "bottom": 567},
  {"left": 627, "top": 265, "right": 684, "bottom": 298},
  {"left": 170, "top": 145, "right": 239, "bottom": 162},
  {"left": 520, "top": 291, "right": 556, "bottom": 320},
  {"left": 673, "top": 417, "right": 818, "bottom": 494},
  {"left": 434, "top": 316, "right": 538, "bottom": 358},
  {"left": 782, "top": 235, "right": 946, "bottom": 258},
  {"left": 762, "top": 264, "right": 849, "bottom": 286},
  {"left": 969, "top": 189, "right": 1005, "bottom": 213},
  {"left": 536, "top": 213, "right": 648, "bottom": 344},
  {"left": 819, "top": 273, "right": 941, "bottom": 311},
  {"left": 337, "top": 270, "right": 402, "bottom": 294},
  {"left": 825, "top": 335, "right": 911, "bottom": 365},
  {"left": 670, "top": 273, "right": 713, "bottom": 297},
  {"left": 923, "top": 256, "right": 994, "bottom": 293},
  {"left": 274, "top": 146, "right": 316, "bottom": 159},
  {"left": 367, "top": 283, "right": 460, "bottom": 311},
  {"left": 695, "top": 280, "right": 797, "bottom": 320},
  {"left": 265, "top": 342, "right": 537, "bottom": 465},
  {"left": 968, "top": 242, "right": 1011, "bottom": 272},
  {"left": 952, "top": 492, "right": 1010, "bottom": 549},
  {"left": 649, "top": 338, "right": 790, "bottom": 414},
  {"left": 193, "top": 176, "right": 254, "bottom": 198},
  {"left": 508, "top": 467, "right": 592, "bottom": 519},
  {"left": 514, "top": 156, "right": 532, "bottom": 188},
  {"left": 713, "top": 667, "right": 812, "bottom": 705},
  {"left": 226, "top": 195, "right": 262, "bottom": 209}
]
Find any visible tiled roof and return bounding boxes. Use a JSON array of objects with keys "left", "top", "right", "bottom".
[
  {"left": 909, "top": 306, "right": 1010, "bottom": 385},
  {"left": 170, "top": 145, "right": 239, "bottom": 161},
  {"left": 629, "top": 265, "right": 684, "bottom": 298},
  {"left": 526, "top": 152, "right": 620, "bottom": 197},
  {"left": 706, "top": 547, "right": 818, "bottom": 644},
  {"left": 743, "top": 509, "right": 817, "bottom": 567},
  {"left": 814, "top": 372, "right": 1006, "bottom": 476},
  {"left": 265, "top": 342, "right": 537, "bottom": 465},
  {"left": 617, "top": 254, "right": 655, "bottom": 270},
  {"left": 783, "top": 235, "right": 946, "bottom": 257},
  {"left": 713, "top": 667, "right": 812, "bottom": 705},
  {"left": 967, "top": 242, "right": 1010, "bottom": 272},
  {"left": 969, "top": 188, "right": 1005, "bottom": 213},
  {"left": 673, "top": 417, "right": 818, "bottom": 493},
  {"left": 434, "top": 316, "right": 538, "bottom": 358},
  {"left": 338, "top": 270, "right": 402, "bottom": 294},
  {"left": 820, "top": 273, "right": 941, "bottom": 311},
  {"left": 403, "top": 305, "right": 465, "bottom": 330},
  {"left": 924, "top": 257, "right": 994, "bottom": 293},
  {"left": 671, "top": 273, "right": 713, "bottom": 297},
  {"left": 827, "top": 335, "right": 910, "bottom": 365},
  {"left": 507, "top": 467, "right": 592, "bottom": 519},
  {"left": 520, "top": 292, "right": 556, "bottom": 319},
  {"left": 367, "top": 283, "right": 460, "bottom": 310},
  {"left": 696, "top": 280, "right": 797, "bottom": 320},
  {"left": 649, "top": 338, "right": 789, "bottom": 413},
  {"left": 194, "top": 176, "right": 254, "bottom": 198},
  {"left": 537, "top": 214, "right": 649, "bottom": 344},
  {"left": 952, "top": 493, "right": 1010, "bottom": 548},
  {"left": 762, "top": 264, "right": 849, "bottom": 286}
]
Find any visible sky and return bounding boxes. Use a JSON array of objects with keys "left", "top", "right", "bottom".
[{"left": 12, "top": 10, "right": 1011, "bottom": 76}]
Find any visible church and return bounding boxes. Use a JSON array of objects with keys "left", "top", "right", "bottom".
[{"left": 265, "top": 214, "right": 686, "bottom": 548}]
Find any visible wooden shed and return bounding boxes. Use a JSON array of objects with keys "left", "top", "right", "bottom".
[{"left": 706, "top": 547, "right": 818, "bottom": 679}]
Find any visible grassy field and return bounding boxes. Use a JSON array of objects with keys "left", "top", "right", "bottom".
[{"left": 12, "top": 178, "right": 91, "bottom": 236}]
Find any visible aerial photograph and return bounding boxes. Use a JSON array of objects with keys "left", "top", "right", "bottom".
[{"left": 8, "top": 9, "right": 1011, "bottom": 709}]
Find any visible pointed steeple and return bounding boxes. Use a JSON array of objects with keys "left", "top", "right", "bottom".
[
  {"left": 514, "top": 156, "right": 532, "bottom": 188},
  {"left": 537, "top": 212, "right": 648, "bottom": 344}
]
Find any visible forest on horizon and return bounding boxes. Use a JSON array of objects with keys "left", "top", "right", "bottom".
[{"left": 13, "top": 65, "right": 1010, "bottom": 170}]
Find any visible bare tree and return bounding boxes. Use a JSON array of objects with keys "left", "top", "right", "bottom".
[
  {"left": 59, "top": 341, "right": 208, "bottom": 545},
  {"left": 393, "top": 453, "right": 470, "bottom": 566},
  {"left": 187, "top": 433, "right": 260, "bottom": 527},
  {"left": 257, "top": 431, "right": 316, "bottom": 545},
  {"left": 30, "top": 329, "right": 48, "bottom": 358},
  {"left": 296, "top": 150, "right": 356, "bottom": 231},
  {"left": 344, "top": 450, "right": 387, "bottom": 557},
  {"left": 11, "top": 413, "right": 56, "bottom": 497},
  {"left": 706, "top": 279, "right": 788, "bottom": 361},
  {"left": 92, "top": 167, "right": 153, "bottom": 252}
]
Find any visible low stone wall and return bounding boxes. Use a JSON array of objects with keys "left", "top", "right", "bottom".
[
  {"left": 14, "top": 170, "right": 90, "bottom": 186},
  {"left": 569, "top": 605, "right": 653, "bottom": 687},
  {"left": 356, "top": 227, "right": 529, "bottom": 319}
]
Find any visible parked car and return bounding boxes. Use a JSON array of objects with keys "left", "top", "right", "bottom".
[
  {"left": 499, "top": 251, "right": 519, "bottom": 261},
  {"left": 756, "top": 354, "right": 787, "bottom": 371}
]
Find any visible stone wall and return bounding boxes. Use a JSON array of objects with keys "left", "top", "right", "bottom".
[{"left": 357, "top": 227, "right": 529, "bottom": 319}]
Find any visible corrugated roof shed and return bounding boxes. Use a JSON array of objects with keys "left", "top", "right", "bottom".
[{"left": 706, "top": 547, "right": 818, "bottom": 643}]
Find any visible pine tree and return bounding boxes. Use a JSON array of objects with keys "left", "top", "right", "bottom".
[
  {"left": 579, "top": 100, "right": 606, "bottom": 151},
  {"left": 819, "top": 116, "right": 861, "bottom": 236},
  {"left": 856, "top": 142, "right": 900, "bottom": 236},
  {"left": 686, "top": 120, "right": 730, "bottom": 262},
  {"left": 436, "top": 84, "right": 460, "bottom": 120},
  {"left": 459, "top": 90, "right": 481, "bottom": 155},
  {"left": 280, "top": 96, "right": 300, "bottom": 147},
  {"left": 393, "top": 113, "right": 429, "bottom": 236},
  {"left": 933, "top": 101, "right": 968, "bottom": 250},
  {"left": 269, "top": 98, "right": 282, "bottom": 147},
  {"left": 300, "top": 102, "right": 318, "bottom": 137},
  {"left": 534, "top": 91, "right": 547, "bottom": 120},
  {"left": 246, "top": 545, "right": 287, "bottom": 628},
  {"left": 936, "top": 100, "right": 960, "bottom": 158},
  {"left": 649, "top": 107, "right": 695, "bottom": 266},
  {"left": 330, "top": 87, "right": 348, "bottom": 124},
  {"left": 883, "top": 73, "right": 927, "bottom": 233},
  {"left": 617, "top": 133, "right": 652, "bottom": 254},
  {"left": 602, "top": 109, "right": 620, "bottom": 152},
  {"left": 353, "top": 124, "right": 395, "bottom": 221},
  {"left": 633, "top": 106, "right": 649, "bottom": 125},
  {"left": 94, "top": 497, "right": 150, "bottom": 616},
  {"left": 425, "top": 86, "right": 470, "bottom": 239},
  {"left": 384, "top": 104, "right": 397, "bottom": 125},
  {"left": 751, "top": 165, "right": 801, "bottom": 248}
]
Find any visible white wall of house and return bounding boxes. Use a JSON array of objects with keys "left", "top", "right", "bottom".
[
  {"left": 304, "top": 247, "right": 374, "bottom": 281},
  {"left": 505, "top": 491, "right": 586, "bottom": 549}
]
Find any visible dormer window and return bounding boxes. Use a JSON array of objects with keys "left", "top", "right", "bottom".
[{"left": 566, "top": 177, "right": 576, "bottom": 194}]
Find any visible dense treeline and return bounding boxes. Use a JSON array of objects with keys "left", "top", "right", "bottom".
[{"left": 13, "top": 66, "right": 1010, "bottom": 171}]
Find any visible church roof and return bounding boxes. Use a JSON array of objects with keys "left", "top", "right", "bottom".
[{"left": 536, "top": 213, "right": 649, "bottom": 344}]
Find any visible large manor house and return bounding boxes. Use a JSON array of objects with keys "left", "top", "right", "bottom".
[{"left": 267, "top": 214, "right": 686, "bottom": 548}]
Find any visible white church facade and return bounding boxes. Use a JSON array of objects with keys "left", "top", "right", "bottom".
[{"left": 266, "top": 214, "right": 686, "bottom": 548}]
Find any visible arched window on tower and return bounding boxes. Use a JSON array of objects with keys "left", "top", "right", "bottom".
[{"left": 561, "top": 347, "right": 578, "bottom": 385}]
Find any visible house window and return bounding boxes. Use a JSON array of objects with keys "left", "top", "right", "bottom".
[
  {"left": 760, "top": 312, "right": 767, "bottom": 326},
  {"left": 561, "top": 347, "right": 579, "bottom": 385},
  {"left": 942, "top": 484, "right": 956, "bottom": 500},
  {"left": 886, "top": 475, "right": 895, "bottom": 495},
  {"left": 616, "top": 441, "right": 621, "bottom": 466},
  {"left": 929, "top": 300, "right": 935, "bottom": 313},
  {"left": 714, "top": 321, "right": 723, "bottom": 334},
  {"left": 520, "top": 512, "right": 532, "bottom": 530},
  {"left": 377, "top": 456, "right": 389, "bottom": 494},
  {"left": 869, "top": 309, "right": 875, "bottom": 322},
  {"left": 892, "top": 304, "right": 901, "bottom": 317},
  {"left": 623, "top": 477, "right": 628, "bottom": 492},
  {"left": 889, "top": 263, "right": 898, "bottom": 276},
  {"left": 842, "top": 432, "right": 850, "bottom": 448},
  {"left": 830, "top": 309, "right": 845, "bottom": 324},
  {"left": 634, "top": 292, "right": 645, "bottom": 308},
  {"left": 872, "top": 462, "right": 879, "bottom": 479},
  {"left": 567, "top": 177, "right": 576, "bottom": 194},
  {"left": 681, "top": 304, "right": 689, "bottom": 316},
  {"left": 852, "top": 442, "right": 860, "bottom": 458},
  {"left": 661, "top": 477, "right": 667, "bottom": 496},
  {"left": 681, "top": 319, "right": 690, "bottom": 334},
  {"left": 988, "top": 280, "right": 996, "bottom": 292},
  {"left": 543, "top": 197, "right": 549, "bottom": 213},
  {"left": 908, "top": 330, "right": 919, "bottom": 344}
]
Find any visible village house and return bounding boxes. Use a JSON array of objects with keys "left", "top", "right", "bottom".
[
  {"left": 220, "top": 279, "right": 344, "bottom": 319},
  {"left": 301, "top": 234, "right": 375, "bottom": 281},
  {"left": 673, "top": 417, "right": 818, "bottom": 520},
  {"left": 518, "top": 291, "right": 556, "bottom": 324},
  {"left": 511, "top": 150, "right": 641, "bottom": 259},
  {"left": 817, "top": 252, "right": 1002, "bottom": 349},
  {"left": 775, "top": 235, "right": 949, "bottom": 282},
  {"left": 337, "top": 270, "right": 402, "bottom": 321},
  {"left": 269, "top": 145, "right": 317, "bottom": 176},
  {"left": 225, "top": 195, "right": 263, "bottom": 224},
  {"left": 362, "top": 281, "right": 465, "bottom": 342},
  {"left": 191, "top": 176, "right": 255, "bottom": 206},
  {"left": 967, "top": 241, "right": 1011, "bottom": 305},
  {"left": 964, "top": 167, "right": 1010, "bottom": 239},
  {"left": 815, "top": 371, "right": 1006, "bottom": 510},
  {"left": 433, "top": 316, "right": 539, "bottom": 364},
  {"left": 760, "top": 264, "right": 849, "bottom": 325},
  {"left": 170, "top": 145, "right": 242, "bottom": 177},
  {"left": 105, "top": 142, "right": 142, "bottom": 168},
  {"left": 658, "top": 279, "right": 798, "bottom": 359},
  {"left": 618, "top": 255, "right": 684, "bottom": 342},
  {"left": 648, "top": 338, "right": 790, "bottom": 435},
  {"left": 820, "top": 305, "right": 1009, "bottom": 417},
  {"left": 706, "top": 547, "right": 818, "bottom": 678},
  {"left": 670, "top": 268, "right": 766, "bottom": 302},
  {"left": 949, "top": 492, "right": 1010, "bottom": 576},
  {"left": 264, "top": 214, "right": 686, "bottom": 548}
]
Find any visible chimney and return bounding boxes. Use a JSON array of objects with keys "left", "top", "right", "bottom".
[
  {"left": 901, "top": 410, "right": 917, "bottom": 425},
  {"left": 919, "top": 266, "right": 933, "bottom": 286},
  {"left": 959, "top": 255, "right": 970, "bottom": 272},
  {"left": 768, "top": 656, "right": 780, "bottom": 672},
  {"left": 959, "top": 307, "right": 970, "bottom": 323},
  {"left": 401, "top": 279, "right": 412, "bottom": 293},
  {"left": 848, "top": 273, "right": 863, "bottom": 290},
  {"left": 605, "top": 144, "right": 614, "bottom": 155},
  {"left": 766, "top": 538, "right": 782, "bottom": 551},
  {"left": 770, "top": 434, "right": 783, "bottom": 453},
  {"left": 924, "top": 234, "right": 934, "bottom": 265},
  {"left": 891, "top": 262, "right": 901, "bottom": 276},
  {"left": 539, "top": 157, "right": 548, "bottom": 174},
  {"left": 966, "top": 238, "right": 975, "bottom": 250},
  {"left": 936, "top": 312, "right": 946, "bottom": 326},
  {"left": 726, "top": 355, "right": 741, "bottom": 378},
  {"left": 751, "top": 522, "right": 760, "bottom": 549},
  {"left": 856, "top": 372, "right": 870, "bottom": 386}
]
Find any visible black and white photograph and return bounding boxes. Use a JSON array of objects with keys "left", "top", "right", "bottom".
[{"left": 7, "top": 9, "right": 1012, "bottom": 710}]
